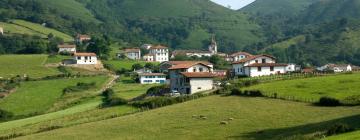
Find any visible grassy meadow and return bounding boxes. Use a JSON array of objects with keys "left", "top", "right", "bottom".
[
  {"left": 242, "top": 73, "right": 360, "bottom": 102},
  {"left": 13, "top": 96, "right": 360, "bottom": 140},
  {"left": 112, "top": 76, "right": 156, "bottom": 100},
  {"left": 0, "top": 76, "right": 109, "bottom": 117},
  {"left": 104, "top": 60, "right": 159, "bottom": 71},
  {"left": 0, "top": 55, "right": 61, "bottom": 78},
  {"left": 45, "top": 55, "right": 72, "bottom": 64},
  {"left": 325, "top": 131, "right": 360, "bottom": 140}
]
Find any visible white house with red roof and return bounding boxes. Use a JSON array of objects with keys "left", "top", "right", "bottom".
[
  {"left": 74, "top": 53, "right": 97, "bottom": 65},
  {"left": 122, "top": 48, "right": 141, "bottom": 60},
  {"left": 139, "top": 73, "right": 166, "bottom": 84},
  {"left": 230, "top": 52, "right": 253, "bottom": 62},
  {"left": 232, "top": 54, "right": 288, "bottom": 77},
  {"left": 168, "top": 61, "right": 215, "bottom": 94},
  {"left": 75, "top": 34, "right": 91, "bottom": 44}
]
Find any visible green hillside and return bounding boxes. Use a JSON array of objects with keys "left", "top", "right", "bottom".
[
  {"left": 301, "top": 0, "right": 360, "bottom": 24},
  {"left": 14, "top": 96, "right": 360, "bottom": 140},
  {"left": 325, "top": 131, "right": 360, "bottom": 140},
  {"left": 241, "top": 0, "right": 318, "bottom": 17}
]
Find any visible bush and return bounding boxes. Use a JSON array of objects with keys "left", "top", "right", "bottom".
[
  {"left": 0, "top": 109, "right": 13, "bottom": 120},
  {"left": 342, "top": 95, "right": 360, "bottom": 105},
  {"left": 102, "top": 89, "right": 128, "bottom": 107},
  {"left": 230, "top": 89, "right": 264, "bottom": 97},
  {"left": 63, "top": 82, "right": 96, "bottom": 94},
  {"left": 317, "top": 97, "right": 341, "bottom": 106},
  {"left": 326, "top": 123, "right": 354, "bottom": 136}
]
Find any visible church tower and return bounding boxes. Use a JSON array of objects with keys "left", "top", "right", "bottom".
[{"left": 208, "top": 34, "right": 218, "bottom": 54}]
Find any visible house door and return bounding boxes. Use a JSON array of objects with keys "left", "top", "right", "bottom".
[{"left": 186, "top": 88, "right": 191, "bottom": 94}]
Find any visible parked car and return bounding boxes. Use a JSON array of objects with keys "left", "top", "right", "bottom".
[{"left": 170, "top": 90, "right": 181, "bottom": 97}]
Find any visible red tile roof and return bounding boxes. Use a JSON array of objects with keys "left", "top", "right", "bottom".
[
  {"left": 181, "top": 72, "right": 216, "bottom": 78},
  {"left": 168, "top": 62, "right": 212, "bottom": 70},
  {"left": 58, "top": 44, "right": 76, "bottom": 48},
  {"left": 231, "top": 52, "right": 252, "bottom": 57},
  {"left": 232, "top": 54, "right": 276, "bottom": 64},
  {"left": 124, "top": 48, "right": 140, "bottom": 53},
  {"left": 246, "top": 63, "right": 288, "bottom": 67},
  {"left": 150, "top": 45, "right": 168, "bottom": 49},
  {"left": 74, "top": 52, "right": 97, "bottom": 56},
  {"left": 139, "top": 73, "right": 166, "bottom": 76},
  {"left": 166, "top": 61, "right": 213, "bottom": 66}
]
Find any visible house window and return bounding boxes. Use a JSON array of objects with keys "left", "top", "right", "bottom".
[
  {"left": 199, "top": 68, "right": 204, "bottom": 72},
  {"left": 270, "top": 66, "right": 274, "bottom": 71},
  {"left": 255, "top": 60, "right": 259, "bottom": 63},
  {"left": 258, "top": 67, "right": 262, "bottom": 72},
  {"left": 262, "top": 59, "right": 266, "bottom": 63},
  {"left": 198, "top": 87, "right": 202, "bottom": 90},
  {"left": 193, "top": 68, "right": 197, "bottom": 72},
  {"left": 77, "top": 56, "right": 81, "bottom": 60}
]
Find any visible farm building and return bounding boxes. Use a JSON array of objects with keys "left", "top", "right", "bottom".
[
  {"left": 75, "top": 34, "right": 91, "bottom": 44},
  {"left": 168, "top": 61, "right": 215, "bottom": 94},
  {"left": 229, "top": 52, "right": 253, "bottom": 62},
  {"left": 139, "top": 73, "right": 166, "bottom": 84},
  {"left": 143, "top": 54, "right": 154, "bottom": 62},
  {"left": 119, "top": 48, "right": 141, "bottom": 60},
  {"left": 232, "top": 54, "right": 289, "bottom": 77},
  {"left": 317, "top": 64, "right": 352, "bottom": 73},
  {"left": 74, "top": 53, "right": 97, "bottom": 65},
  {"left": 58, "top": 44, "right": 76, "bottom": 54}
]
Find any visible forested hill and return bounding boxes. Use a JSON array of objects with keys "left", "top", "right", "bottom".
[{"left": 0, "top": 0, "right": 264, "bottom": 53}]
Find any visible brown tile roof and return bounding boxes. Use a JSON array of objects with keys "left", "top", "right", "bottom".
[
  {"left": 168, "top": 62, "right": 212, "bottom": 70},
  {"left": 58, "top": 44, "right": 76, "bottom": 48},
  {"left": 231, "top": 52, "right": 252, "bottom": 57},
  {"left": 76, "top": 34, "right": 91, "bottom": 39},
  {"left": 181, "top": 72, "right": 216, "bottom": 78},
  {"left": 139, "top": 73, "right": 166, "bottom": 76},
  {"left": 150, "top": 45, "right": 168, "bottom": 49},
  {"left": 74, "top": 52, "right": 97, "bottom": 56},
  {"left": 232, "top": 54, "right": 276, "bottom": 64},
  {"left": 172, "top": 50, "right": 211, "bottom": 55},
  {"left": 246, "top": 63, "right": 288, "bottom": 67},
  {"left": 124, "top": 48, "right": 140, "bottom": 53},
  {"left": 167, "top": 61, "right": 213, "bottom": 66}
]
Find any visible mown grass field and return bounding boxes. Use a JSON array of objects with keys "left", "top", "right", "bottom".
[
  {"left": 243, "top": 73, "right": 360, "bottom": 102},
  {"left": 14, "top": 96, "right": 360, "bottom": 140},
  {"left": 112, "top": 76, "right": 156, "bottom": 100},
  {"left": 0, "top": 55, "right": 61, "bottom": 78},
  {"left": 45, "top": 55, "right": 72, "bottom": 64},
  {"left": 104, "top": 60, "right": 159, "bottom": 70},
  {"left": 325, "top": 131, "right": 360, "bottom": 140},
  {"left": 0, "top": 76, "right": 109, "bottom": 117}
]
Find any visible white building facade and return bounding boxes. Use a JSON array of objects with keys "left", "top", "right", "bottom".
[
  {"left": 58, "top": 44, "right": 76, "bottom": 54},
  {"left": 232, "top": 55, "right": 288, "bottom": 77},
  {"left": 143, "top": 54, "right": 154, "bottom": 62},
  {"left": 0, "top": 27, "right": 3, "bottom": 35},
  {"left": 231, "top": 52, "right": 253, "bottom": 62},
  {"left": 169, "top": 62, "right": 214, "bottom": 94},
  {"left": 74, "top": 53, "right": 98, "bottom": 65},
  {"left": 148, "top": 45, "right": 169, "bottom": 62},
  {"left": 123, "top": 48, "right": 141, "bottom": 60},
  {"left": 139, "top": 73, "right": 166, "bottom": 84}
]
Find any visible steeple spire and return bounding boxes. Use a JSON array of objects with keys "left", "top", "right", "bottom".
[{"left": 209, "top": 34, "right": 218, "bottom": 54}]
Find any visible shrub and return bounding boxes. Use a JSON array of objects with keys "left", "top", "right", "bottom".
[
  {"left": 0, "top": 109, "right": 13, "bottom": 120},
  {"left": 231, "top": 89, "right": 264, "bottom": 97},
  {"left": 317, "top": 97, "right": 341, "bottom": 106},
  {"left": 231, "top": 89, "right": 242, "bottom": 96},
  {"left": 102, "top": 89, "right": 128, "bottom": 107},
  {"left": 342, "top": 95, "right": 360, "bottom": 105},
  {"left": 326, "top": 123, "right": 354, "bottom": 136}
]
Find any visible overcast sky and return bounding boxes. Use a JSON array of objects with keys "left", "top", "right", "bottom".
[{"left": 211, "top": 0, "right": 255, "bottom": 10}]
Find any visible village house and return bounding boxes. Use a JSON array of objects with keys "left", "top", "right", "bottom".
[
  {"left": 141, "top": 44, "right": 153, "bottom": 50},
  {"left": 169, "top": 61, "right": 215, "bottom": 94},
  {"left": 139, "top": 73, "right": 167, "bottom": 84},
  {"left": 0, "top": 27, "right": 3, "bottom": 35},
  {"left": 143, "top": 54, "right": 154, "bottom": 62},
  {"left": 119, "top": 48, "right": 141, "bottom": 60},
  {"left": 75, "top": 34, "right": 91, "bottom": 44},
  {"left": 159, "top": 61, "right": 214, "bottom": 72},
  {"left": 232, "top": 54, "right": 289, "bottom": 77},
  {"left": 317, "top": 64, "right": 352, "bottom": 73},
  {"left": 230, "top": 52, "right": 253, "bottom": 62},
  {"left": 145, "top": 45, "right": 169, "bottom": 62},
  {"left": 58, "top": 44, "right": 76, "bottom": 54},
  {"left": 74, "top": 53, "right": 97, "bottom": 65}
]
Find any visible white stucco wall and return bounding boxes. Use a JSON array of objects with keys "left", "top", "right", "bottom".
[
  {"left": 190, "top": 78, "right": 213, "bottom": 94},
  {"left": 74, "top": 56, "right": 97, "bottom": 64},
  {"left": 126, "top": 52, "right": 141, "bottom": 60},
  {"left": 248, "top": 66, "right": 286, "bottom": 77},
  {"left": 233, "top": 64, "right": 245, "bottom": 75},
  {"left": 59, "top": 48, "right": 76, "bottom": 53},
  {"left": 186, "top": 64, "right": 212, "bottom": 72},
  {"left": 143, "top": 55, "right": 154, "bottom": 62},
  {"left": 140, "top": 76, "right": 166, "bottom": 84},
  {"left": 150, "top": 48, "right": 169, "bottom": 62},
  {"left": 233, "top": 55, "right": 247, "bottom": 62},
  {"left": 244, "top": 57, "right": 275, "bottom": 66}
]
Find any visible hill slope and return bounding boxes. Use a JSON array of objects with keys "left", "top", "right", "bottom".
[{"left": 14, "top": 96, "right": 360, "bottom": 140}]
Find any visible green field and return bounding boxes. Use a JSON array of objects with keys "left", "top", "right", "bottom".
[
  {"left": 112, "top": 76, "right": 156, "bottom": 100},
  {"left": 45, "top": 55, "right": 72, "bottom": 64},
  {"left": 14, "top": 96, "right": 360, "bottom": 140},
  {"left": 243, "top": 73, "right": 360, "bottom": 102},
  {"left": 0, "top": 55, "right": 61, "bottom": 78},
  {"left": 104, "top": 60, "right": 159, "bottom": 71},
  {"left": 325, "top": 131, "right": 360, "bottom": 140},
  {"left": 0, "top": 76, "right": 109, "bottom": 117}
]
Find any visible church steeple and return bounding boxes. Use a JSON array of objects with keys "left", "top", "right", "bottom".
[{"left": 209, "top": 34, "right": 218, "bottom": 54}]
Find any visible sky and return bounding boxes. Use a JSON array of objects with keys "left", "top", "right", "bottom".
[{"left": 210, "top": 0, "right": 255, "bottom": 10}]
